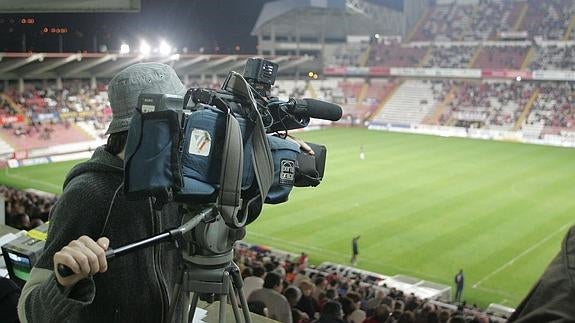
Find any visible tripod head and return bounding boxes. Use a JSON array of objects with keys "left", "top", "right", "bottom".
[{"left": 178, "top": 204, "right": 246, "bottom": 267}]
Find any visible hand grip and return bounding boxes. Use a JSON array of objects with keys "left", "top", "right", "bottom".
[
  {"left": 56, "top": 249, "right": 115, "bottom": 278},
  {"left": 57, "top": 263, "right": 75, "bottom": 277}
]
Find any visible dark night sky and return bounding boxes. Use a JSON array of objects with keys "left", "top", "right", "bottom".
[{"left": 0, "top": 0, "right": 273, "bottom": 53}]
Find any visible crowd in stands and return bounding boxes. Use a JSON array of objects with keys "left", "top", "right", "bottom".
[
  {"left": 1, "top": 185, "right": 56, "bottom": 230},
  {"left": 528, "top": 45, "right": 575, "bottom": 70},
  {"left": 460, "top": 1, "right": 523, "bottom": 41},
  {"left": 521, "top": 0, "right": 575, "bottom": 40},
  {"left": 326, "top": 44, "right": 370, "bottom": 67},
  {"left": 472, "top": 46, "right": 529, "bottom": 70},
  {"left": 422, "top": 46, "right": 476, "bottom": 69},
  {"left": 526, "top": 82, "right": 575, "bottom": 132},
  {"left": 235, "top": 245, "right": 500, "bottom": 323},
  {"left": 320, "top": 0, "right": 575, "bottom": 71},
  {"left": 0, "top": 96, "right": 19, "bottom": 119},
  {"left": 438, "top": 80, "right": 533, "bottom": 130},
  {"left": 411, "top": 0, "right": 575, "bottom": 42},
  {"left": 0, "top": 79, "right": 223, "bottom": 143},
  {"left": 0, "top": 82, "right": 111, "bottom": 139},
  {"left": 411, "top": 0, "right": 521, "bottom": 42},
  {"left": 412, "top": 4, "right": 471, "bottom": 42},
  {"left": 368, "top": 44, "right": 427, "bottom": 68}
]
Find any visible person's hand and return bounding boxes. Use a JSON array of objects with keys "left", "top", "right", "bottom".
[{"left": 53, "top": 236, "right": 109, "bottom": 288}]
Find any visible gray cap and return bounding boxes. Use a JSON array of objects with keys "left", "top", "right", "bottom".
[{"left": 106, "top": 62, "right": 186, "bottom": 134}]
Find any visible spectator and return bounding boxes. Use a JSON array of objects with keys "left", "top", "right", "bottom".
[
  {"left": 296, "top": 280, "right": 319, "bottom": 320},
  {"left": 249, "top": 271, "right": 293, "bottom": 323},
  {"left": 247, "top": 300, "right": 269, "bottom": 317},
  {"left": 284, "top": 286, "right": 310, "bottom": 323},
  {"left": 364, "top": 304, "right": 392, "bottom": 323},
  {"left": 345, "top": 291, "right": 366, "bottom": 323},
  {"left": 243, "top": 265, "right": 265, "bottom": 299},
  {"left": 312, "top": 301, "right": 345, "bottom": 323}
]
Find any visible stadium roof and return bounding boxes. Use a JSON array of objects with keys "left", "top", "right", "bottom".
[
  {"left": 0, "top": 52, "right": 314, "bottom": 80},
  {"left": 252, "top": 0, "right": 405, "bottom": 38}
]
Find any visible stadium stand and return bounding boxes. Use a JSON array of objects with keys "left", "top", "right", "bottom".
[
  {"left": 421, "top": 45, "right": 477, "bottom": 68},
  {"left": 528, "top": 45, "right": 575, "bottom": 70},
  {"left": 0, "top": 83, "right": 108, "bottom": 151},
  {"left": 410, "top": 0, "right": 523, "bottom": 42},
  {"left": 438, "top": 80, "right": 534, "bottom": 130},
  {"left": 525, "top": 82, "right": 575, "bottom": 137},
  {"left": 368, "top": 43, "right": 428, "bottom": 67},
  {"left": 472, "top": 45, "right": 530, "bottom": 70},
  {"left": 0, "top": 185, "right": 55, "bottom": 230},
  {"left": 520, "top": 0, "right": 575, "bottom": 40},
  {"left": 410, "top": 4, "right": 473, "bottom": 42},
  {"left": 372, "top": 79, "right": 447, "bottom": 126},
  {"left": 324, "top": 43, "right": 371, "bottom": 68}
]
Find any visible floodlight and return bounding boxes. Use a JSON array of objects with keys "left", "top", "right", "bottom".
[
  {"left": 120, "top": 43, "right": 130, "bottom": 54},
  {"left": 140, "top": 41, "right": 151, "bottom": 56},
  {"left": 159, "top": 40, "right": 171, "bottom": 56}
]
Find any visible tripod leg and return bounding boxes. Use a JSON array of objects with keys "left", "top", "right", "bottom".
[
  {"left": 167, "top": 268, "right": 184, "bottom": 323},
  {"left": 187, "top": 292, "right": 199, "bottom": 323},
  {"left": 219, "top": 292, "right": 227, "bottom": 323},
  {"left": 227, "top": 278, "right": 242, "bottom": 323},
  {"left": 228, "top": 264, "right": 252, "bottom": 323},
  {"left": 237, "top": 287, "right": 252, "bottom": 323}
]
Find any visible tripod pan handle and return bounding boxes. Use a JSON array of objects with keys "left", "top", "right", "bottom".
[{"left": 57, "top": 249, "right": 115, "bottom": 278}]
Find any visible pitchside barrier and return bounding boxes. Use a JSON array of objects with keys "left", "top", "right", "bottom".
[
  {"left": 3, "top": 139, "right": 105, "bottom": 168},
  {"left": 369, "top": 123, "right": 575, "bottom": 148}
]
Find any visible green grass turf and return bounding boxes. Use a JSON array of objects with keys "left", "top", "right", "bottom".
[{"left": 2, "top": 127, "right": 574, "bottom": 308}]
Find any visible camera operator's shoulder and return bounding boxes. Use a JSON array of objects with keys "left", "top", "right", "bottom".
[{"left": 62, "top": 171, "right": 122, "bottom": 203}]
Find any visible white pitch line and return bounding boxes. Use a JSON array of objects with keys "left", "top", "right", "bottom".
[
  {"left": 473, "top": 223, "right": 570, "bottom": 288},
  {"left": 3, "top": 169, "right": 61, "bottom": 190},
  {"left": 472, "top": 285, "right": 519, "bottom": 299}
]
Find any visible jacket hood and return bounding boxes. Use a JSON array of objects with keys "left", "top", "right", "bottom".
[{"left": 63, "top": 146, "right": 124, "bottom": 189}]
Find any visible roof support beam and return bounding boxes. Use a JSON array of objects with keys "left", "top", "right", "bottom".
[
  {"left": 182, "top": 56, "right": 237, "bottom": 75},
  {"left": 26, "top": 54, "right": 82, "bottom": 76},
  {"left": 0, "top": 54, "right": 44, "bottom": 74},
  {"left": 61, "top": 54, "right": 117, "bottom": 76}
]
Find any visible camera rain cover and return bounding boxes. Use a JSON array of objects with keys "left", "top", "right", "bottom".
[{"left": 124, "top": 104, "right": 182, "bottom": 201}]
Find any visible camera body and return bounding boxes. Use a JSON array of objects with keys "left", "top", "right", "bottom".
[{"left": 123, "top": 58, "right": 332, "bottom": 228}]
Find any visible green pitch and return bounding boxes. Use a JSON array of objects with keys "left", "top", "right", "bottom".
[{"left": 2, "top": 128, "right": 575, "bottom": 308}]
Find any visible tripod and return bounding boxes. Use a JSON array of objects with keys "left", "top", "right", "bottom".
[
  {"left": 168, "top": 251, "right": 252, "bottom": 323},
  {"left": 57, "top": 206, "right": 254, "bottom": 323}
]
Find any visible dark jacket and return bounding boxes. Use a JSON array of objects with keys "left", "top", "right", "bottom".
[
  {"left": 508, "top": 225, "right": 575, "bottom": 323},
  {"left": 0, "top": 277, "right": 20, "bottom": 323},
  {"left": 18, "top": 146, "right": 183, "bottom": 323}
]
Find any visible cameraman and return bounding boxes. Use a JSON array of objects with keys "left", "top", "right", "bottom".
[{"left": 17, "top": 63, "right": 187, "bottom": 323}]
